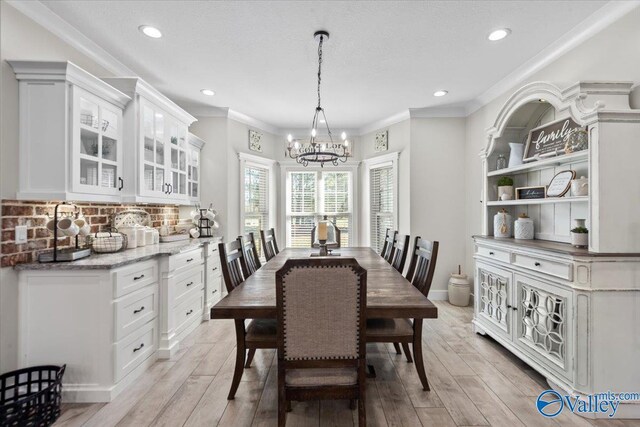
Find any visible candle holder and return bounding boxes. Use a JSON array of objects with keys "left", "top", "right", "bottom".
[{"left": 318, "top": 239, "right": 328, "bottom": 256}]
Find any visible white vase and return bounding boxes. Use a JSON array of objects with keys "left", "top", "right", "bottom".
[
  {"left": 498, "top": 186, "right": 514, "bottom": 201},
  {"left": 514, "top": 216, "right": 534, "bottom": 240},
  {"left": 508, "top": 143, "right": 524, "bottom": 167},
  {"left": 571, "top": 232, "right": 588, "bottom": 248},
  {"left": 493, "top": 210, "right": 512, "bottom": 238}
]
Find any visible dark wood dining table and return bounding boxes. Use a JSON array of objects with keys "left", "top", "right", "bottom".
[
  {"left": 210, "top": 247, "right": 437, "bottom": 321},
  {"left": 211, "top": 247, "right": 438, "bottom": 392}
]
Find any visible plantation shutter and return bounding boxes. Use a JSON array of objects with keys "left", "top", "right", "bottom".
[
  {"left": 244, "top": 165, "right": 269, "bottom": 256},
  {"left": 322, "top": 172, "right": 351, "bottom": 247},
  {"left": 370, "top": 165, "right": 394, "bottom": 253},
  {"left": 288, "top": 171, "right": 317, "bottom": 248}
]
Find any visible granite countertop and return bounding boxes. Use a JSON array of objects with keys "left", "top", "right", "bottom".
[{"left": 15, "top": 237, "right": 221, "bottom": 271}]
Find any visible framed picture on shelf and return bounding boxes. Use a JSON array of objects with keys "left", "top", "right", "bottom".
[
  {"left": 546, "top": 170, "right": 576, "bottom": 197},
  {"left": 523, "top": 117, "right": 582, "bottom": 162},
  {"left": 516, "top": 186, "right": 546, "bottom": 200}
]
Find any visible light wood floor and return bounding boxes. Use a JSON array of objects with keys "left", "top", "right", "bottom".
[{"left": 55, "top": 301, "right": 640, "bottom": 427}]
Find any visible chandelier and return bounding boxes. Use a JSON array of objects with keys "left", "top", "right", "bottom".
[{"left": 286, "top": 30, "right": 350, "bottom": 167}]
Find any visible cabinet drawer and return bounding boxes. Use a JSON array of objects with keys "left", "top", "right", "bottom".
[
  {"left": 115, "top": 320, "right": 156, "bottom": 382},
  {"left": 512, "top": 253, "right": 573, "bottom": 281},
  {"left": 172, "top": 248, "right": 204, "bottom": 272},
  {"left": 476, "top": 245, "right": 511, "bottom": 264},
  {"left": 206, "top": 275, "right": 221, "bottom": 306},
  {"left": 114, "top": 260, "right": 158, "bottom": 298},
  {"left": 115, "top": 284, "right": 158, "bottom": 341},
  {"left": 174, "top": 291, "right": 204, "bottom": 336},
  {"left": 207, "top": 242, "right": 220, "bottom": 258},
  {"left": 173, "top": 266, "right": 204, "bottom": 307}
]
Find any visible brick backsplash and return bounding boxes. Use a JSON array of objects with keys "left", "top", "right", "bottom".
[{"left": 0, "top": 200, "right": 180, "bottom": 267}]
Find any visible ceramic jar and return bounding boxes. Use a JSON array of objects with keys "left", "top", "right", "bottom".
[
  {"left": 514, "top": 214, "right": 534, "bottom": 240},
  {"left": 448, "top": 273, "right": 471, "bottom": 307},
  {"left": 508, "top": 143, "right": 524, "bottom": 168},
  {"left": 119, "top": 226, "right": 137, "bottom": 248},
  {"left": 493, "top": 209, "right": 512, "bottom": 238},
  {"left": 136, "top": 225, "right": 146, "bottom": 247},
  {"left": 571, "top": 176, "right": 589, "bottom": 196},
  {"left": 571, "top": 218, "right": 588, "bottom": 248}
]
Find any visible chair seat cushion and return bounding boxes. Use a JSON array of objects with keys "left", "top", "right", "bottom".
[
  {"left": 366, "top": 318, "right": 413, "bottom": 337},
  {"left": 246, "top": 318, "right": 277, "bottom": 344},
  {"left": 286, "top": 368, "right": 357, "bottom": 387}
]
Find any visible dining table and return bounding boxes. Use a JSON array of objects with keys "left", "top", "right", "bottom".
[{"left": 210, "top": 247, "right": 438, "bottom": 391}]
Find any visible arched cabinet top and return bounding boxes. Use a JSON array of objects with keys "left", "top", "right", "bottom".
[{"left": 481, "top": 80, "right": 636, "bottom": 158}]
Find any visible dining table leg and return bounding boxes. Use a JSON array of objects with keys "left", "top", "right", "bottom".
[
  {"left": 412, "top": 318, "right": 430, "bottom": 391},
  {"left": 228, "top": 319, "right": 247, "bottom": 400},
  {"left": 401, "top": 343, "right": 413, "bottom": 363}
]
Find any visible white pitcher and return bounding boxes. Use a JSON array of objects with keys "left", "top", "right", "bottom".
[{"left": 508, "top": 143, "right": 524, "bottom": 168}]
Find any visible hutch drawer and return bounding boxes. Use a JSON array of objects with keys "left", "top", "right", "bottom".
[{"left": 512, "top": 253, "right": 573, "bottom": 281}]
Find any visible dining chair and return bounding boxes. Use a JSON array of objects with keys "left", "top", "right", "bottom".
[
  {"left": 380, "top": 229, "right": 398, "bottom": 263},
  {"left": 366, "top": 237, "right": 439, "bottom": 391},
  {"left": 260, "top": 228, "right": 280, "bottom": 261},
  {"left": 218, "top": 241, "right": 277, "bottom": 400},
  {"left": 390, "top": 234, "right": 410, "bottom": 275},
  {"left": 276, "top": 258, "right": 367, "bottom": 426},
  {"left": 238, "top": 232, "right": 262, "bottom": 278}
]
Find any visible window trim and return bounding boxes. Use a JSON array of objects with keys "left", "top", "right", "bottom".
[
  {"left": 279, "top": 161, "right": 359, "bottom": 247},
  {"left": 239, "top": 152, "right": 276, "bottom": 246},
  {"left": 362, "top": 152, "right": 399, "bottom": 248}
]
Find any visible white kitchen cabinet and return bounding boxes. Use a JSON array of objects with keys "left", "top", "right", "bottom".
[
  {"left": 9, "top": 61, "right": 130, "bottom": 202},
  {"left": 102, "top": 77, "right": 197, "bottom": 205},
  {"left": 187, "top": 133, "right": 205, "bottom": 204},
  {"left": 204, "top": 238, "right": 223, "bottom": 319},
  {"left": 474, "top": 81, "right": 640, "bottom": 419}
]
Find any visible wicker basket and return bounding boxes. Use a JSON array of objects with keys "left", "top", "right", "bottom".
[{"left": 0, "top": 365, "right": 66, "bottom": 426}]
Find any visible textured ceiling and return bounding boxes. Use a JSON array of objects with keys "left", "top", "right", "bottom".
[{"left": 40, "top": 0, "right": 607, "bottom": 129}]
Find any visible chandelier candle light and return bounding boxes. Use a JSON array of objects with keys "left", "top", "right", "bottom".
[{"left": 286, "top": 30, "right": 351, "bottom": 167}]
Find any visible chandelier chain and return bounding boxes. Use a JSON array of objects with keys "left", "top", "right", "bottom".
[{"left": 317, "top": 34, "right": 323, "bottom": 109}]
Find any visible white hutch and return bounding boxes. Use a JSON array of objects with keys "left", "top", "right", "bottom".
[{"left": 474, "top": 81, "right": 640, "bottom": 418}]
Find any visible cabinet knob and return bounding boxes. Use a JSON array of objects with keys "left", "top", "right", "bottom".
[
  {"left": 133, "top": 343, "right": 145, "bottom": 353},
  {"left": 118, "top": 177, "right": 124, "bottom": 191},
  {"left": 534, "top": 262, "right": 541, "bottom": 267},
  {"left": 133, "top": 306, "right": 145, "bottom": 314},
  {"left": 212, "top": 289, "right": 217, "bottom": 294},
  {"left": 133, "top": 274, "right": 145, "bottom": 281},
  {"left": 212, "top": 267, "right": 218, "bottom": 271},
  {"left": 489, "top": 252, "right": 495, "bottom": 255},
  {"left": 186, "top": 309, "right": 194, "bottom": 315},
  {"left": 187, "top": 258, "right": 194, "bottom": 263},
  {"left": 186, "top": 281, "right": 194, "bottom": 287}
]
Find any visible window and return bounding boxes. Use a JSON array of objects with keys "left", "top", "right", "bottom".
[
  {"left": 369, "top": 163, "right": 395, "bottom": 253},
  {"left": 243, "top": 165, "right": 269, "bottom": 257},
  {"left": 286, "top": 171, "right": 352, "bottom": 248}
]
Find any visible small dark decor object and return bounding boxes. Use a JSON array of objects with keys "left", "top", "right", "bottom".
[
  {"left": 0, "top": 365, "right": 66, "bottom": 426},
  {"left": 198, "top": 209, "right": 213, "bottom": 238},
  {"left": 38, "top": 203, "right": 90, "bottom": 263}
]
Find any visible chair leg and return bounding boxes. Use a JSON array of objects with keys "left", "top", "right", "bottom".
[
  {"left": 392, "top": 343, "right": 402, "bottom": 354},
  {"left": 278, "top": 399, "right": 287, "bottom": 426},
  {"left": 401, "top": 343, "right": 413, "bottom": 363},
  {"left": 287, "top": 400, "right": 292, "bottom": 412},
  {"left": 228, "top": 320, "right": 247, "bottom": 400},
  {"left": 358, "top": 394, "right": 366, "bottom": 426},
  {"left": 412, "top": 319, "right": 430, "bottom": 391},
  {"left": 350, "top": 399, "right": 356, "bottom": 410},
  {"left": 245, "top": 348, "right": 256, "bottom": 368}
]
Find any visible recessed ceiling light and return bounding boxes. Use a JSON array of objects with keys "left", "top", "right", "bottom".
[
  {"left": 200, "top": 89, "right": 215, "bottom": 96},
  {"left": 433, "top": 90, "right": 448, "bottom": 97},
  {"left": 139, "top": 25, "right": 162, "bottom": 39},
  {"left": 488, "top": 28, "right": 511, "bottom": 41}
]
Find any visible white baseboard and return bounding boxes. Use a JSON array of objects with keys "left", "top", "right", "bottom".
[{"left": 427, "top": 290, "right": 449, "bottom": 301}]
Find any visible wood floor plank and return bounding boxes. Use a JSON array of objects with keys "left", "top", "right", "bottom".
[
  {"left": 217, "top": 381, "right": 265, "bottom": 427},
  {"left": 363, "top": 381, "right": 390, "bottom": 427},
  {"left": 415, "top": 407, "right": 457, "bottom": 427},
  {"left": 192, "top": 340, "right": 236, "bottom": 376},
  {"left": 386, "top": 344, "right": 444, "bottom": 409},
  {"left": 422, "top": 330, "right": 475, "bottom": 377},
  {"left": 319, "top": 400, "right": 355, "bottom": 427},
  {"left": 83, "top": 360, "right": 176, "bottom": 427},
  {"left": 53, "top": 403, "right": 105, "bottom": 427},
  {"left": 251, "top": 356, "right": 278, "bottom": 427},
  {"left": 455, "top": 375, "right": 525, "bottom": 427},
  {"left": 116, "top": 343, "right": 213, "bottom": 427},
  {"left": 375, "top": 381, "right": 422, "bottom": 427},
  {"left": 459, "top": 353, "right": 525, "bottom": 400},
  {"left": 150, "top": 375, "right": 214, "bottom": 427},
  {"left": 285, "top": 401, "right": 320, "bottom": 427}
]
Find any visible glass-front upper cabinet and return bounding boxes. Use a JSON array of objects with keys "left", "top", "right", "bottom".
[
  {"left": 140, "top": 100, "right": 168, "bottom": 197},
  {"left": 187, "top": 133, "right": 205, "bottom": 203},
  {"left": 166, "top": 119, "right": 188, "bottom": 199},
  {"left": 73, "top": 88, "right": 123, "bottom": 196}
]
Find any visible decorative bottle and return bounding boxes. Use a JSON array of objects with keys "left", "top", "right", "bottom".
[{"left": 493, "top": 209, "right": 512, "bottom": 238}]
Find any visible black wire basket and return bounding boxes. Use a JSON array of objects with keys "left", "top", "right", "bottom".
[{"left": 0, "top": 365, "right": 66, "bottom": 426}]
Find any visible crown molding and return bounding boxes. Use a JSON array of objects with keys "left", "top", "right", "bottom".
[
  {"left": 467, "top": 0, "right": 640, "bottom": 115},
  {"left": 182, "top": 105, "right": 230, "bottom": 118},
  {"left": 228, "top": 109, "right": 280, "bottom": 135},
  {"left": 409, "top": 105, "right": 468, "bottom": 118},
  {"left": 357, "top": 110, "right": 411, "bottom": 135},
  {"left": 6, "top": 0, "right": 134, "bottom": 76}
]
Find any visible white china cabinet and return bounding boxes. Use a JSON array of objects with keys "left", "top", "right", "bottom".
[
  {"left": 187, "top": 133, "right": 205, "bottom": 203},
  {"left": 102, "top": 77, "right": 197, "bottom": 205},
  {"left": 9, "top": 61, "right": 130, "bottom": 202},
  {"left": 474, "top": 81, "right": 640, "bottom": 419}
]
